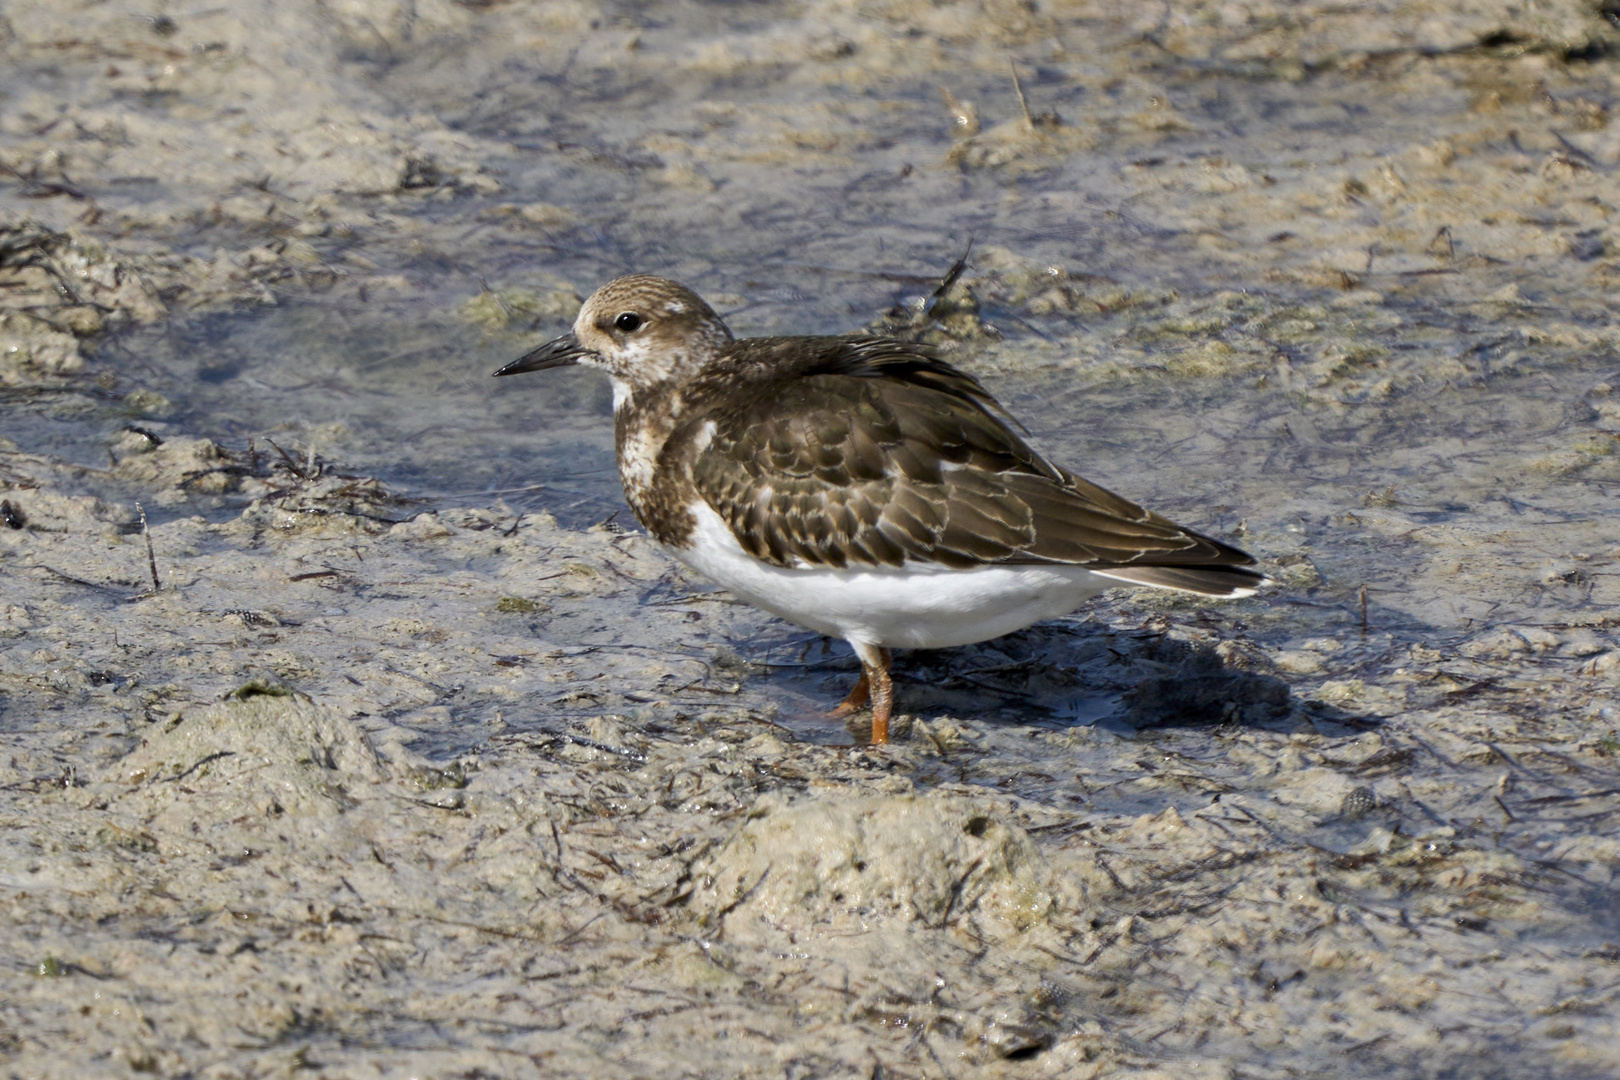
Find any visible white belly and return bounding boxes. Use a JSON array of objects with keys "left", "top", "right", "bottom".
[{"left": 670, "top": 502, "right": 1109, "bottom": 650}]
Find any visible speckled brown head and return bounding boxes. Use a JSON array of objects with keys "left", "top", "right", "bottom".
[{"left": 493, "top": 275, "right": 734, "bottom": 408}]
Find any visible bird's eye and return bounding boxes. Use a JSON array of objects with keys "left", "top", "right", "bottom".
[{"left": 614, "top": 312, "right": 643, "bottom": 333}]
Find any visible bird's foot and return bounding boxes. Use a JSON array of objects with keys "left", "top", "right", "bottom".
[{"left": 830, "top": 671, "right": 871, "bottom": 716}]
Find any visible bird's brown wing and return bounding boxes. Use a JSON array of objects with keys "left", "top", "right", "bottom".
[{"left": 686, "top": 339, "right": 1261, "bottom": 591}]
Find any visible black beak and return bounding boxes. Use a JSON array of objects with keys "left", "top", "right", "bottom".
[{"left": 493, "top": 332, "right": 593, "bottom": 377}]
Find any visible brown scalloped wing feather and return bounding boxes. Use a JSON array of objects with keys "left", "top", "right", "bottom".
[{"left": 686, "top": 338, "right": 1259, "bottom": 583}]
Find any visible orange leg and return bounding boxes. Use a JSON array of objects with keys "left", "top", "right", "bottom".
[
  {"left": 867, "top": 653, "right": 894, "bottom": 745},
  {"left": 850, "top": 644, "right": 894, "bottom": 745}
]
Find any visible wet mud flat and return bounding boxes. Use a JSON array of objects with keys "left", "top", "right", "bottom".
[
  {"left": 4, "top": 1, "right": 1620, "bottom": 1077},
  {"left": 3, "top": 437, "right": 1619, "bottom": 1080}
]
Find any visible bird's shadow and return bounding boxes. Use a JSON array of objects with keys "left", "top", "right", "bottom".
[{"left": 748, "top": 620, "right": 1371, "bottom": 743}]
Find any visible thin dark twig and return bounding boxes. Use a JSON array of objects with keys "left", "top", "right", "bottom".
[
  {"left": 164, "top": 751, "right": 235, "bottom": 783},
  {"left": 264, "top": 438, "right": 308, "bottom": 479},
  {"left": 137, "top": 501, "right": 161, "bottom": 591},
  {"left": 555, "top": 733, "right": 647, "bottom": 762},
  {"left": 35, "top": 565, "right": 125, "bottom": 593}
]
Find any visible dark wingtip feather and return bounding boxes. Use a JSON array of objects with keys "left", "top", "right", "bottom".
[{"left": 1089, "top": 565, "right": 1271, "bottom": 598}]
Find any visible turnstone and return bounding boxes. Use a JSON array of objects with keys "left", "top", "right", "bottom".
[{"left": 496, "top": 275, "right": 1265, "bottom": 744}]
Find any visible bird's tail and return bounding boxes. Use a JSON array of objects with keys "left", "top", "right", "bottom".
[{"left": 1090, "top": 565, "right": 1270, "bottom": 598}]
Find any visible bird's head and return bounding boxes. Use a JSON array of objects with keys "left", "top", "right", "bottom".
[{"left": 494, "top": 275, "right": 734, "bottom": 408}]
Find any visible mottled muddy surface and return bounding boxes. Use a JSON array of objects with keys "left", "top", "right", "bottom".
[{"left": 4, "top": 2, "right": 1620, "bottom": 1077}]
